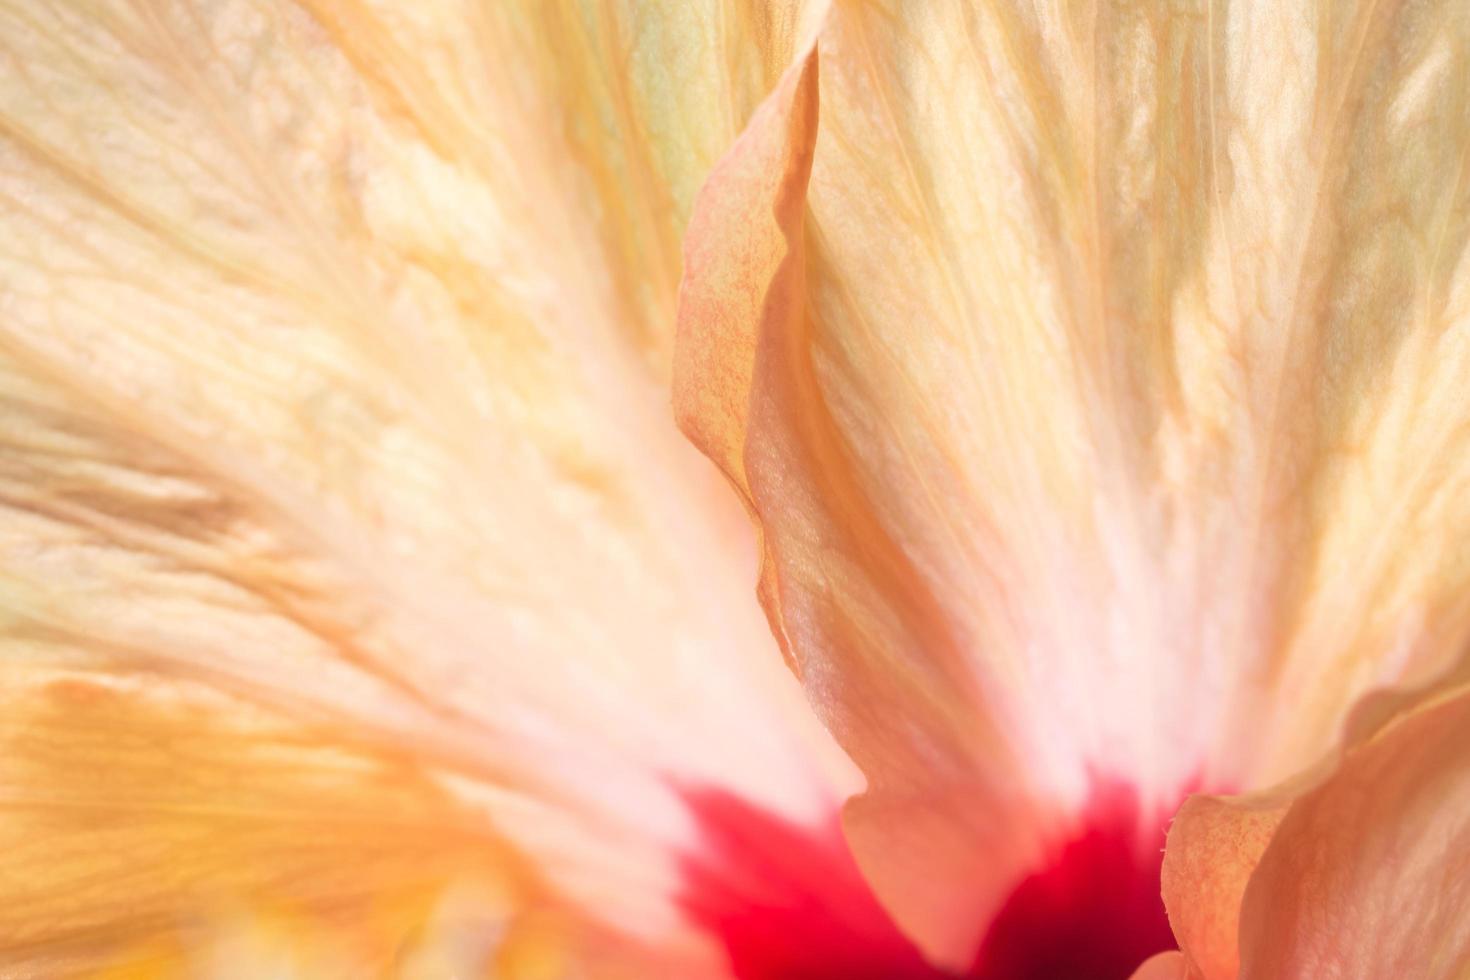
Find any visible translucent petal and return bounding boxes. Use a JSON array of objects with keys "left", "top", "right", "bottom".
[
  {"left": 1236, "top": 686, "right": 1470, "bottom": 978},
  {"left": 0, "top": 0, "right": 852, "bottom": 971},
  {"left": 1164, "top": 675, "right": 1470, "bottom": 979},
  {"left": 677, "top": 0, "right": 1470, "bottom": 963}
]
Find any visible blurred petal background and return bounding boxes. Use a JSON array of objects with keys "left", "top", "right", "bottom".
[
  {"left": 0, "top": 1, "right": 874, "bottom": 975},
  {"left": 2, "top": 1, "right": 1470, "bottom": 978}
]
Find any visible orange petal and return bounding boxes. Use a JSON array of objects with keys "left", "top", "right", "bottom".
[
  {"left": 1234, "top": 685, "right": 1470, "bottom": 978},
  {"left": 0, "top": 0, "right": 858, "bottom": 972},
  {"left": 1129, "top": 951, "right": 1194, "bottom": 980},
  {"left": 1165, "top": 681, "right": 1470, "bottom": 980},
  {"left": 1162, "top": 637, "right": 1470, "bottom": 979},
  {"left": 1161, "top": 793, "right": 1293, "bottom": 980},
  {"left": 0, "top": 670, "right": 537, "bottom": 976}
]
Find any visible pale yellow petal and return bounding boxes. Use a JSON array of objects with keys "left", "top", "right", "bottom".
[
  {"left": 0, "top": 0, "right": 855, "bottom": 972},
  {"left": 0, "top": 670, "right": 537, "bottom": 976}
]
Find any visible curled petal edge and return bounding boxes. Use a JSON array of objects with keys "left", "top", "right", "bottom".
[{"left": 1163, "top": 653, "right": 1470, "bottom": 980}]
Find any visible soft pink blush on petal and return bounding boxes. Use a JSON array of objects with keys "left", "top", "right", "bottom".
[
  {"left": 676, "top": 33, "right": 1193, "bottom": 979},
  {"left": 679, "top": 0, "right": 1470, "bottom": 976}
]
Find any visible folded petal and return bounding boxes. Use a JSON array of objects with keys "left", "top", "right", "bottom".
[
  {"left": 1236, "top": 685, "right": 1470, "bottom": 978},
  {"left": 0, "top": 0, "right": 867, "bottom": 972},
  {"left": 677, "top": 0, "right": 1470, "bottom": 966},
  {"left": 677, "top": 13, "right": 1041, "bottom": 965},
  {"left": 1164, "top": 678, "right": 1470, "bottom": 980},
  {"left": 1159, "top": 791, "right": 1294, "bottom": 980}
]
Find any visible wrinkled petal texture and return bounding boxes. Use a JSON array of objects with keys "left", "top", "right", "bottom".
[
  {"left": 1237, "top": 685, "right": 1470, "bottom": 978},
  {"left": 676, "top": 0, "right": 1470, "bottom": 965},
  {"left": 1159, "top": 792, "right": 1290, "bottom": 979},
  {"left": 0, "top": 0, "right": 858, "bottom": 973},
  {"left": 1164, "top": 681, "right": 1470, "bottom": 980}
]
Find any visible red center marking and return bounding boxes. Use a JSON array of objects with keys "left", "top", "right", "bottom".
[
  {"left": 678, "top": 782, "right": 1181, "bottom": 980},
  {"left": 678, "top": 788, "right": 940, "bottom": 979},
  {"left": 967, "top": 782, "right": 1178, "bottom": 980}
]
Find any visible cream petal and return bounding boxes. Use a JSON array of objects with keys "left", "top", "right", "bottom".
[
  {"left": 677, "top": 0, "right": 1470, "bottom": 965},
  {"left": 677, "top": 19, "right": 1042, "bottom": 965},
  {"left": 0, "top": 0, "right": 858, "bottom": 971}
]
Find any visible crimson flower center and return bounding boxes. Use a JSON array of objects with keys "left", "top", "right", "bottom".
[
  {"left": 680, "top": 781, "right": 1181, "bottom": 980},
  {"left": 968, "top": 782, "right": 1179, "bottom": 980}
]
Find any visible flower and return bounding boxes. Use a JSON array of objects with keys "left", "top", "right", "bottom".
[{"left": 0, "top": 1, "right": 1467, "bottom": 979}]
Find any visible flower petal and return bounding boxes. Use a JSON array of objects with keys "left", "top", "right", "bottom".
[
  {"left": 1160, "top": 791, "right": 1293, "bottom": 980},
  {"left": 676, "top": 12, "right": 1042, "bottom": 964},
  {"left": 1164, "top": 678, "right": 1470, "bottom": 980},
  {"left": 0, "top": 0, "right": 857, "bottom": 971},
  {"left": 1235, "top": 685, "right": 1470, "bottom": 978},
  {"left": 1129, "top": 951, "right": 1192, "bottom": 980},
  {"left": 0, "top": 670, "right": 544, "bottom": 976},
  {"left": 678, "top": 0, "right": 1470, "bottom": 965}
]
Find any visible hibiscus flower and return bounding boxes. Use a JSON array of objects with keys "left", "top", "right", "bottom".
[{"left": 1, "top": 1, "right": 1467, "bottom": 978}]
